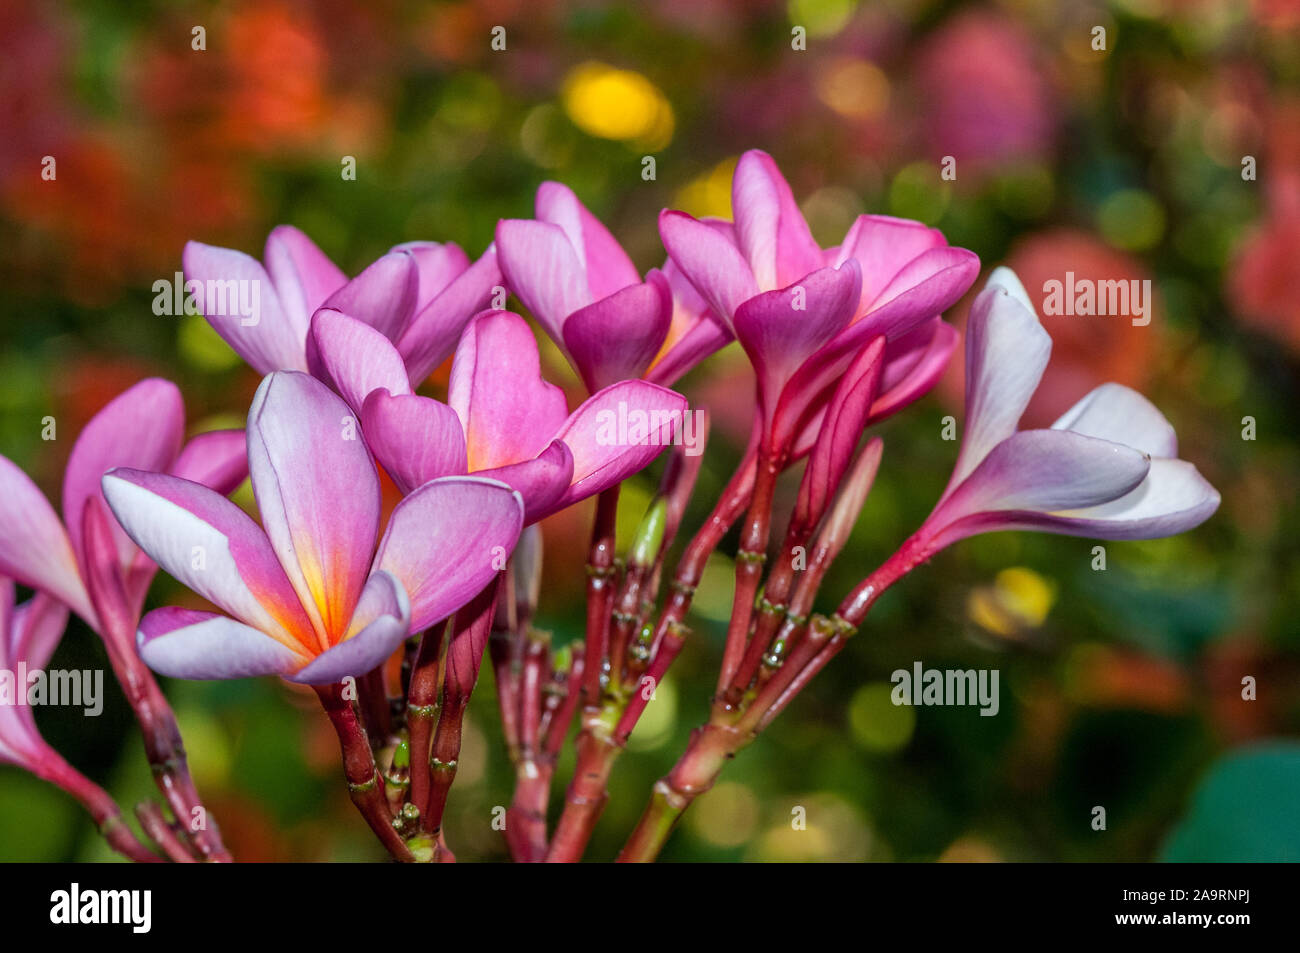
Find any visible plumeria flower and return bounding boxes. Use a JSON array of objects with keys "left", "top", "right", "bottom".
[
  {"left": 910, "top": 267, "right": 1220, "bottom": 553},
  {"left": 185, "top": 225, "right": 500, "bottom": 384},
  {"left": 308, "top": 307, "right": 690, "bottom": 524},
  {"left": 101, "top": 372, "right": 524, "bottom": 684},
  {"left": 659, "top": 149, "right": 979, "bottom": 451},
  {"left": 0, "top": 379, "right": 247, "bottom": 637},
  {"left": 495, "top": 182, "right": 731, "bottom": 390}
]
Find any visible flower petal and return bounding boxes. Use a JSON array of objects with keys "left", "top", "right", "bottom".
[
  {"left": 645, "top": 262, "right": 734, "bottom": 387},
  {"left": 359, "top": 390, "right": 469, "bottom": 495},
  {"left": 732, "top": 150, "right": 824, "bottom": 289},
  {"left": 658, "top": 211, "right": 757, "bottom": 328},
  {"left": 733, "top": 262, "right": 862, "bottom": 418},
  {"left": 398, "top": 247, "right": 503, "bottom": 385},
  {"left": 391, "top": 241, "right": 471, "bottom": 312},
  {"left": 320, "top": 251, "right": 420, "bottom": 344},
  {"left": 475, "top": 440, "right": 575, "bottom": 524},
  {"left": 289, "top": 571, "right": 411, "bottom": 684},
  {"left": 183, "top": 240, "right": 304, "bottom": 374},
  {"left": 535, "top": 182, "right": 642, "bottom": 299},
  {"left": 948, "top": 267, "right": 1052, "bottom": 489},
  {"left": 832, "top": 215, "right": 947, "bottom": 313},
  {"left": 11, "top": 592, "right": 70, "bottom": 675},
  {"left": 544, "top": 381, "right": 689, "bottom": 517},
  {"left": 373, "top": 476, "right": 524, "bottom": 632},
  {"left": 247, "top": 372, "right": 381, "bottom": 645},
  {"left": 1036, "top": 458, "right": 1220, "bottom": 540},
  {"left": 494, "top": 219, "right": 589, "bottom": 340},
  {"left": 263, "top": 225, "right": 347, "bottom": 328},
  {"left": 307, "top": 309, "right": 413, "bottom": 413},
  {"left": 1051, "top": 382, "right": 1179, "bottom": 458},
  {"left": 0, "top": 456, "right": 93, "bottom": 626},
  {"left": 102, "top": 469, "right": 316, "bottom": 652},
  {"left": 561, "top": 280, "right": 672, "bottom": 391},
  {"left": 170, "top": 429, "right": 249, "bottom": 496},
  {"left": 449, "top": 311, "right": 571, "bottom": 471},
  {"left": 931, "top": 429, "right": 1151, "bottom": 542},
  {"left": 138, "top": 607, "right": 305, "bottom": 681},
  {"left": 63, "top": 378, "right": 185, "bottom": 575},
  {"left": 868, "top": 319, "right": 959, "bottom": 424}
]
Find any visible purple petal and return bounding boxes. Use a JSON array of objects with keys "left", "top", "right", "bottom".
[
  {"left": 449, "top": 311, "right": 571, "bottom": 471},
  {"left": 0, "top": 456, "right": 94, "bottom": 627},
  {"left": 535, "top": 182, "right": 642, "bottom": 299},
  {"left": 475, "top": 440, "right": 575, "bottom": 524},
  {"left": 373, "top": 476, "right": 524, "bottom": 632},
  {"left": 561, "top": 280, "right": 672, "bottom": 391},
  {"left": 733, "top": 262, "right": 862, "bottom": 418},
  {"left": 658, "top": 211, "right": 757, "bottom": 329},
  {"left": 868, "top": 319, "right": 959, "bottom": 424},
  {"left": 391, "top": 240, "right": 471, "bottom": 312},
  {"left": 102, "top": 469, "right": 317, "bottom": 652},
  {"left": 289, "top": 571, "right": 411, "bottom": 684},
  {"left": 544, "top": 381, "right": 689, "bottom": 517},
  {"left": 1052, "top": 383, "right": 1179, "bottom": 458},
  {"left": 138, "top": 607, "right": 306, "bottom": 681},
  {"left": 949, "top": 267, "right": 1052, "bottom": 488},
  {"left": 263, "top": 225, "right": 347, "bottom": 328},
  {"left": 398, "top": 246, "right": 503, "bottom": 385},
  {"left": 644, "top": 265, "right": 734, "bottom": 386},
  {"left": 183, "top": 240, "right": 305, "bottom": 374},
  {"left": 247, "top": 372, "right": 380, "bottom": 645},
  {"left": 494, "top": 219, "right": 589, "bottom": 340},
  {"left": 360, "top": 390, "right": 469, "bottom": 495},
  {"left": 732, "top": 150, "right": 824, "bottom": 289},
  {"left": 307, "top": 309, "right": 412, "bottom": 413},
  {"left": 320, "top": 251, "right": 420, "bottom": 344},
  {"left": 11, "top": 592, "right": 70, "bottom": 675}
]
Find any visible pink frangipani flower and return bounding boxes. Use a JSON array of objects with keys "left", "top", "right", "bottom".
[
  {"left": 0, "top": 378, "right": 247, "bottom": 636},
  {"left": 184, "top": 225, "right": 501, "bottom": 384},
  {"left": 308, "top": 307, "right": 690, "bottom": 524},
  {"left": 659, "top": 149, "right": 979, "bottom": 451},
  {"left": 912, "top": 267, "right": 1220, "bottom": 553},
  {"left": 101, "top": 372, "right": 525, "bottom": 684},
  {"left": 0, "top": 581, "right": 70, "bottom": 769},
  {"left": 495, "top": 182, "right": 731, "bottom": 390}
]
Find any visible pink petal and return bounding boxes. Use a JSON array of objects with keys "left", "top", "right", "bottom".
[
  {"left": 644, "top": 265, "right": 734, "bottom": 387},
  {"left": 475, "top": 440, "right": 575, "bottom": 524},
  {"left": 138, "top": 607, "right": 306, "bottom": 681},
  {"left": 391, "top": 240, "right": 471, "bottom": 312},
  {"left": 868, "top": 319, "right": 959, "bottom": 424},
  {"left": 732, "top": 150, "right": 824, "bottom": 289},
  {"left": 398, "top": 246, "right": 503, "bottom": 385},
  {"left": 733, "top": 262, "right": 862, "bottom": 419},
  {"left": 494, "top": 219, "right": 589, "bottom": 340},
  {"left": 247, "top": 372, "right": 381, "bottom": 646},
  {"left": 102, "top": 469, "right": 317, "bottom": 652},
  {"left": 170, "top": 429, "right": 249, "bottom": 496},
  {"left": 359, "top": 390, "right": 469, "bottom": 495},
  {"left": 373, "top": 476, "right": 524, "bottom": 632},
  {"left": 832, "top": 215, "right": 947, "bottom": 312},
  {"left": 545, "top": 380, "right": 689, "bottom": 516},
  {"left": 320, "top": 251, "right": 420, "bottom": 344},
  {"left": 561, "top": 280, "right": 672, "bottom": 391},
  {"left": 289, "top": 571, "right": 411, "bottom": 684},
  {"left": 535, "top": 181, "right": 642, "bottom": 299},
  {"left": 11, "top": 592, "right": 70, "bottom": 675},
  {"left": 658, "top": 210, "right": 757, "bottom": 328},
  {"left": 307, "top": 309, "right": 413, "bottom": 413},
  {"left": 183, "top": 240, "right": 305, "bottom": 374},
  {"left": 263, "top": 225, "right": 347, "bottom": 328},
  {"left": 0, "top": 456, "right": 94, "bottom": 627},
  {"left": 448, "top": 311, "right": 571, "bottom": 471},
  {"left": 63, "top": 378, "right": 185, "bottom": 576}
]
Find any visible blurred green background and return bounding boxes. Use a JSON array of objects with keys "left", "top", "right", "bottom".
[{"left": 2, "top": 0, "right": 1298, "bottom": 861}]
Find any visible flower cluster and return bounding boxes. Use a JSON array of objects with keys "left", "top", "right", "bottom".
[{"left": 0, "top": 151, "right": 1218, "bottom": 863}]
